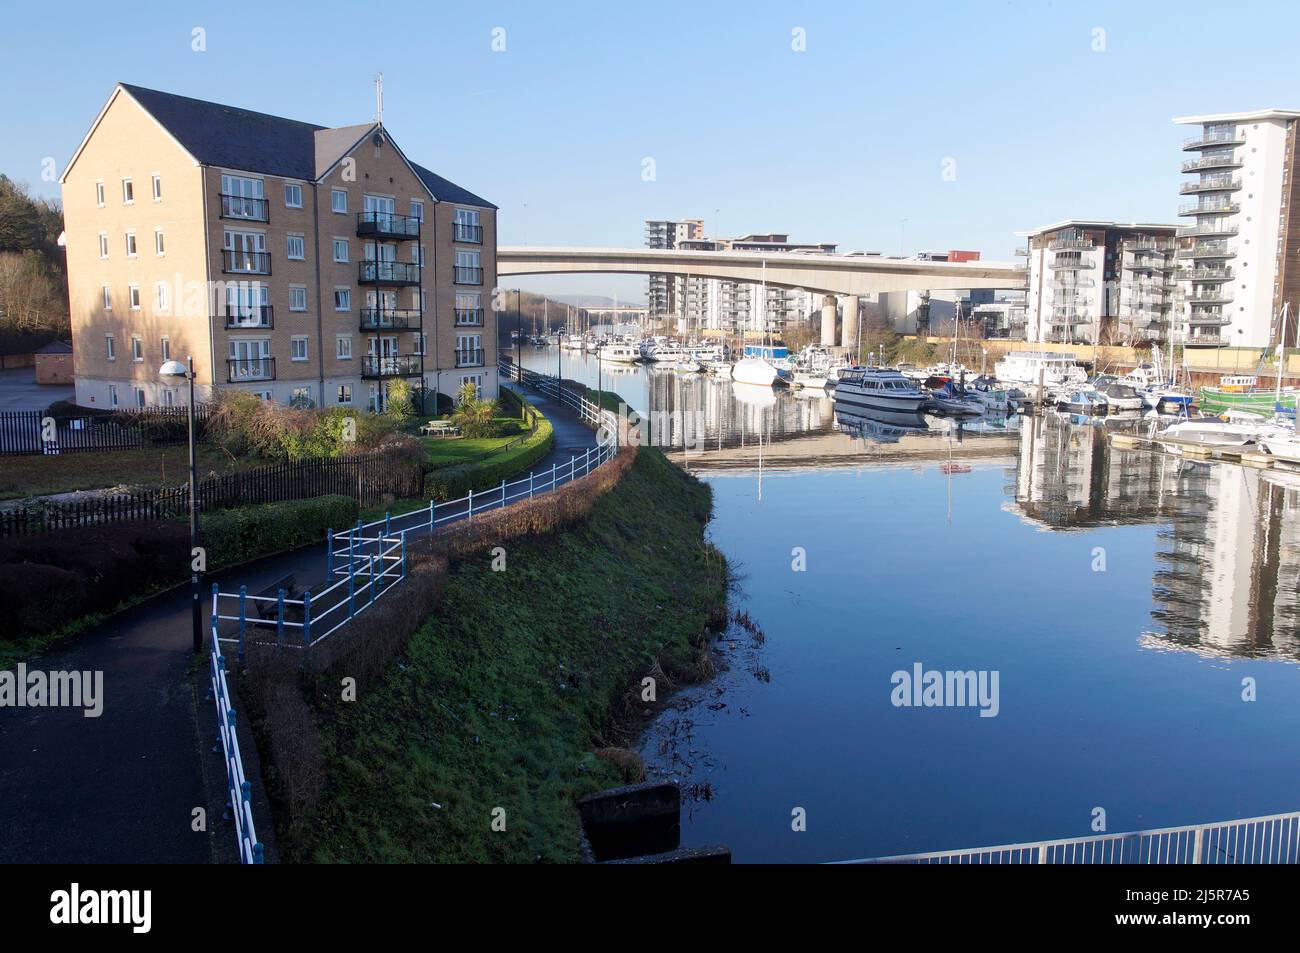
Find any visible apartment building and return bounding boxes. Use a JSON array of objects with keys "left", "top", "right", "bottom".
[
  {"left": 60, "top": 83, "right": 498, "bottom": 412},
  {"left": 1020, "top": 221, "right": 1179, "bottom": 345},
  {"left": 644, "top": 218, "right": 703, "bottom": 321},
  {"left": 1174, "top": 109, "right": 1300, "bottom": 348}
]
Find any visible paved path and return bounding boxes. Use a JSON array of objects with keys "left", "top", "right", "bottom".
[
  {"left": 0, "top": 380, "right": 597, "bottom": 863},
  {"left": 0, "top": 367, "right": 73, "bottom": 411}
]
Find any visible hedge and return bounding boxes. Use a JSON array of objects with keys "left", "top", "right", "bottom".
[
  {"left": 202, "top": 494, "right": 358, "bottom": 570},
  {"left": 423, "top": 402, "right": 554, "bottom": 502}
]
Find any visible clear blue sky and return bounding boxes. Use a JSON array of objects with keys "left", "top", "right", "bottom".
[{"left": 5, "top": 0, "right": 1300, "bottom": 301}]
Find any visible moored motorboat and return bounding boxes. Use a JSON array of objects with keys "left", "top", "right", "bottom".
[
  {"left": 832, "top": 367, "right": 928, "bottom": 413},
  {"left": 1056, "top": 388, "right": 1107, "bottom": 416}
]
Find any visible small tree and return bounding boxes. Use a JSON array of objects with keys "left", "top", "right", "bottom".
[{"left": 451, "top": 381, "right": 501, "bottom": 438}]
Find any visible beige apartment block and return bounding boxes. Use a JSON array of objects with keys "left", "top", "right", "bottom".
[{"left": 60, "top": 83, "right": 499, "bottom": 412}]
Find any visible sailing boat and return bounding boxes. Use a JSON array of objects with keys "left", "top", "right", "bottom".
[{"left": 1199, "top": 304, "right": 1298, "bottom": 415}]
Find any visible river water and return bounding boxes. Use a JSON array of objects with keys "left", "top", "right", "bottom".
[{"left": 519, "top": 347, "right": 1300, "bottom": 863}]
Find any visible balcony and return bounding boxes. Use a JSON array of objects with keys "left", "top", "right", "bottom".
[
  {"left": 361, "top": 355, "right": 422, "bottom": 378},
  {"left": 1185, "top": 266, "right": 1233, "bottom": 282},
  {"left": 454, "top": 348, "right": 485, "bottom": 368},
  {"left": 1178, "top": 201, "right": 1239, "bottom": 216},
  {"left": 1048, "top": 238, "right": 1095, "bottom": 251},
  {"left": 453, "top": 222, "right": 483, "bottom": 243},
  {"left": 454, "top": 308, "right": 484, "bottom": 326},
  {"left": 1051, "top": 256, "right": 1095, "bottom": 270},
  {"left": 359, "top": 308, "right": 422, "bottom": 331},
  {"left": 226, "top": 357, "right": 275, "bottom": 383},
  {"left": 1188, "top": 309, "right": 1232, "bottom": 326},
  {"left": 454, "top": 265, "right": 484, "bottom": 285},
  {"left": 358, "top": 260, "right": 421, "bottom": 286},
  {"left": 222, "top": 250, "right": 271, "bottom": 275},
  {"left": 1052, "top": 276, "right": 1096, "bottom": 289},
  {"left": 1180, "top": 176, "right": 1241, "bottom": 194},
  {"left": 1187, "top": 333, "right": 1228, "bottom": 346},
  {"left": 220, "top": 193, "right": 269, "bottom": 222},
  {"left": 221, "top": 304, "right": 274, "bottom": 329},
  {"left": 1176, "top": 242, "right": 1234, "bottom": 259},
  {"left": 1183, "top": 130, "right": 1245, "bottom": 151},
  {"left": 1187, "top": 291, "right": 1234, "bottom": 305},
  {"left": 1181, "top": 154, "right": 1243, "bottom": 173},
  {"left": 356, "top": 211, "right": 421, "bottom": 240},
  {"left": 1177, "top": 223, "right": 1239, "bottom": 238},
  {"left": 1125, "top": 237, "right": 1176, "bottom": 253}
]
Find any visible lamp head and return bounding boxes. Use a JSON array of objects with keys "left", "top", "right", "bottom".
[{"left": 159, "top": 360, "right": 189, "bottom": 379}]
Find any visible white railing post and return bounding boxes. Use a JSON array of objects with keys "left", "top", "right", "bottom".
[
  {"left": 501, "top": 478, "right": 507, "bottom": 508},
  {"left": 467, "top": 487, "right": 473, "bottom": 522},
  {"left": 1191, "top": 826, "right": 1203, "bottom": 864}
]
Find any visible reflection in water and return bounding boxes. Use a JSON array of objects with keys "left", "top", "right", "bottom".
[{"left": 522, "top": 347, "right": 1300, "bottom": 658}]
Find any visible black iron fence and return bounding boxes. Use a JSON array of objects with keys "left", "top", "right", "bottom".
[{"left": 0, "top": 406, "right": 211, "bottom": 456}]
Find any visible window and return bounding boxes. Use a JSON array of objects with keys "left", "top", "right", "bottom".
[
  {"left": 105, "top": 334, "right": 115, "bottom": 360},
  {"left": 122, "top": 178, "right": 133, "bottom": 204},
  {"left": 331, "top": 189, "right": 347, "bottom": 213},
  {"left": 252, "top": 390, "right": 272, "bottom": 401},
  {"left": 95, "top": 181, "right": 105, "bottom": 207},
  {"left": 151, "top": 174, "right": 162, "bottom": 201},
  {"left": 154, "top": 229, "right": 165, "bottom": 256},
  {"left": 109, "top": 384, "right": 118, "bottom": 407},
  {"left": 456, "top": 292, "right": 482, "bottom": 324},
  {"left": 414, "top": 333, "right": 428, "bottom": 356},
  {"left": 410, "top": 199, "right": 424, "bottom": 222},
  {"left": 412, "top": 244, "right": 424, "bottom": 267},
  {"left": 453, "top": 207, "right": 481, "bottom": 242},
  {"left": 154, "top": 282, "right": 170, "bottom": 312},
  {"left": 98, "top": 233, "right": 108, "bottom": 259},
  {"left": 454, "top": 249, "right": 481, "bottom": 283},
  {"left": 131, "top": 336, "right": 143, "bottom": 362},
  {"left": 333, "top": 238, "right": 349, "bottom": 263},
  {"left": 289, "top": 285, "right": 308, "bottom": 311},
  {"left": 134, "top": 387, "right": 146, "bottom": 409},
  {"left": 220, "top": 174, "right": 265, "bottom": 220},
  {"left": 160, "top": 337, "right": 170, "bottom": 361},
  {"left": 128, "top": 285, "right": 141, "bottom": 310},
  {"left": 125, "top": 232, "right": 137, "bottom": 257},
  {"left": 459, "top": 374, "right": 484, "bottom": 396},
  {"left": 291, "top": 336, "right": 309, "bottom": 362},
  {"left": 291, "top": 385, "right": 313, "bottom": 406},
  {"left": 163, "top": 389, "right": 175, "bottom": 407},
  {"left": 284, "top": 183, "right": 303, "bottom": 208},
  {"left": 287, "top": 234, "right": 305, "bottom": 260},
  {"left": 336, "top": 335, "right": 352, "bottom": 359},
  {"left": 337, "top": 383, "right": 353, "bottom": 405},
  {"left": 102, "top": 286, "right": 112, "bottom": 310},
  {"left": 334, "top": 288, "right": 351, "bottom": 311}
]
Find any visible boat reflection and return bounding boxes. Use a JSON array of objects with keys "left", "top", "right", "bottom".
[{"left": 834, "top": 405, "right": 928, "bottom": 445}]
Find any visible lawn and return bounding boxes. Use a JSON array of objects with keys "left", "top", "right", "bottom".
[
  {"left": 420, "top": 418, "right": 528, "bottom": 470},
  {"left": 0, "top": 444, "right": 262, "bottom": 500}
]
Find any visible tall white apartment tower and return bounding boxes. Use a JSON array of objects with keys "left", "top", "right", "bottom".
[{"left": 1174, "top": 109, "right": 1300, "bottom": 349}]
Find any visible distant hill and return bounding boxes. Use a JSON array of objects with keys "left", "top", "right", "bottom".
[
  {"left": 0, "top": 174, "right": 68, "bottom": 354},
  {"left": 547, "top": 294, "right": 646, "bottom": 309}
]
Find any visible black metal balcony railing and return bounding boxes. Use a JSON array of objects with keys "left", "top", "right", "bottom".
[
  {"left": 453, "top": 222, "right": 483, "bottom": 243},
  {"left": 220, "top": 193, "right": 269, "bottom": 222},
  {"left": 454, "top": 265, "right": 484, "bottom": 285},
  {"left": 226, "top": 357, "right": 275, "bottom": 383},
  {"left": 222, "top": 250, "right": 272, "bottom": 275},
  {"left": 356, "top": 210, "right": 421, "bottom": 239},
  {"left": 361, "top": 355, "right": 422, "bottom": 378},
  {"left": 454, "top": 308, "right": 484, "bottom": 325},
  {"left": 222, "top": 305, "right": 274, "bottom": 329},
  {"left": 454, "top": 348, "right": 485, "bottom": 368},
  {"left": 358, "top": 260, "right": 421, "bottom": 285},
  {"left": 359, "top": 308, "right": 422, "bottom": 331}
]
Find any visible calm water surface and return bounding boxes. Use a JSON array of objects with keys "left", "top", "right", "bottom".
[{"left": 520, "top": 348, "right": 1300, "bottom": 863}]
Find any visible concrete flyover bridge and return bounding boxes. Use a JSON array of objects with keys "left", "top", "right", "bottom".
[{"left": 497, "top": 245, "right": 1026, "bottom": 346}]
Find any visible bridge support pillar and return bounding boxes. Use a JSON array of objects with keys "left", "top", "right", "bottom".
[
  {"left": 840, "top": 295, "right": 859, "bottom": 356},
  {"left": 820, "top": 295, "right": 837, "bottom": 346}
]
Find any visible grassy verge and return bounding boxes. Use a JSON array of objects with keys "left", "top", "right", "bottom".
[
  {"left": 283, "top": 448, "right": 727, "bottom": 863},
  {"left": 0, "top": 444, "right": 261, "bottom": 500}
]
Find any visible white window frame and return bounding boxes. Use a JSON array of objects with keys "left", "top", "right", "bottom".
[
  {"left": 134, "top": 386, "right": 146, "bottom": 409},
  {"left": 98, "top": 233, "right": 108, "bottom": 259},
  {"left": 160, "top": 336, "right": 170, "bottom": 362},
  {"left": 290, "top": 335, "right": 309, "bottom": 362},
  {"left": 105, "top": 334, "right": 115, "bottom": 361},
  {"left": 337, "top": 383, "right": 353, "bottom": 405},
  {"left": 128, "top": 285, "right": 141, "bottom": 310},
  {"left": 154, "top": 229, "right": 165, "bottom": 257},
  {"left": 288, "top": 285, "right": 308, "bottom": 312},
  {"left": 109, "top": 384, "right": 118, "bottom": 407},
  {"left": 334, "top": 287, "right": 351, "bottom": 312},
  {"left": 102, "top": 285, "right": 112, "bottom": 310},
  {"left": 287, "top": 233, "right": 305, "bottom": 260},
  {"left": 336, "top": 334, "right": 352, "bottom": 359},
  {"left": 410, "top": 199, "right": 424, "bottom": 222},
  {"left": 131, "top": 335, "right": 143, "bottom": 363},
  {"left": 284, "top": 183, "right": 303, "bottom": 208},
  {"left": 95, "top": 181, "right": 105, "bottom": 207},
  {"left": 121, "top": 177, "right": 133, "bottom": 204},
  {"left": 151, "top": 173, "right": 162, "bottom": 202},
  {"left": 154, "top": 282, "right": 170, "bottom": 313},
  {"left": 333, "top": 238, "right": 349, "bottom": 263},
  {"left": 331, "top": 189, "right": 348, "bottom": 213},
  {"left": 125, "top": 231, "right": 137, "bottom": 257}
]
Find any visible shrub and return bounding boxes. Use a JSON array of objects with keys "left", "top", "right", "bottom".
[
  {"left": 242, "top": 654, "right": 324, "bottom": 826},
  {"left": 423, "top": 413, "right": 554, "bottom": 501},
  {"left": 450, "top": 380, "right": 501, "bottom": 438},
  {"left": 202, "top": 494, "right": 358, "bottom": 570}
]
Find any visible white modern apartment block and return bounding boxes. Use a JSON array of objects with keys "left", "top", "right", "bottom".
[
  {"left": 1174, "top": 109, "right": 1300, "bottom": 348},
  {"left": 644, "top": 218, "right": 703, "bottom": 321},
  {"left": 1020, "top": 221, "right": 1179, "bottom": 345}
]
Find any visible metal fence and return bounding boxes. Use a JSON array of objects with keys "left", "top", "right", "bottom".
[
  {"left": 212, "top": 370, "right": 619, "bottom": 654},
  {"left": 207, "top": 607, "right": 264, "bottom": 864},
  {"left": 0, "top": 406, "right": 210, "bottom": 456},
  {"left": 838, "top": 811, "right": 1300, "bottom": 864}
]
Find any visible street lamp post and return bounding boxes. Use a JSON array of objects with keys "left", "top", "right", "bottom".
[
  {"left": 160, "top": 356, "right": 202, "bottom": 653},
  {"left": 515, "top": 288, "right": 523, "bottom": 382}
]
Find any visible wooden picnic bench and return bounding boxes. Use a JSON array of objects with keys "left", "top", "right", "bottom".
[{"left": 420, "top": 420, "right": 461, "bottom": 438}]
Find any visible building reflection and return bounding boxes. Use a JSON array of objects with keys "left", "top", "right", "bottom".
[{"left": 1008, "top": 413, "right": 1300, "bottom": 659}]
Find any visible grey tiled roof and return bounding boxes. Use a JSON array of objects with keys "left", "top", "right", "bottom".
[{"left": 119, "top": 84, "right": 495, "bottom": 207}]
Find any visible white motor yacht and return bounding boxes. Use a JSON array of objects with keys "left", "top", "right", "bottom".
[
  {"left": 597, "top": 342, "right": 640, "bottom": 363},
  {"left": 833, "top": 367, "right": 928, "bottom": 413}
]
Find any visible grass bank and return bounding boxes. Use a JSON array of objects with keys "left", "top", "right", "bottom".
[
  {"left": 282, "top": 447, "right": 727, "bottom": 862},
  {"left": 0, "top": 444, "right": 260, "bottom": 500}
]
